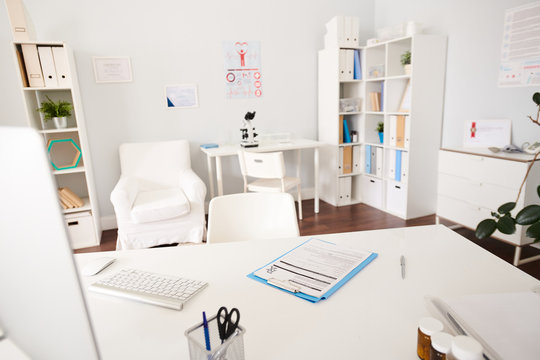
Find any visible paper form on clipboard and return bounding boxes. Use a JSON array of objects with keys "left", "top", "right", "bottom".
[{"left": 247, "top": 238, "right": 377, "bottom": 302}]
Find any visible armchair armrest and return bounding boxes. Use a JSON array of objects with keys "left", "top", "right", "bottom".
[
  {"left": 178, "top": 169, "right": 207, "bottom": 204},
  {"left": 110, "top": 176, "right": 140, "bottom": 220}
]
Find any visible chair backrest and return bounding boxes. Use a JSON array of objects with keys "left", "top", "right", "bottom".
[
  {"left": 206, "top": 192, "right": 300, "bottom": 244},
  {"left": 238, "top": 150, "right": 286, "bottom": 179},
  {"left": 119, "top": 140, "right": 191, "bottom": 189}
]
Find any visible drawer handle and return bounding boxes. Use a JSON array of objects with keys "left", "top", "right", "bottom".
[
  {"left": 68, "top": 221, "right": 79, "bottom": 226},
  {"left": 370, "top": 180, "right": 375, "bottom": 183},
  {"left": 395, "top": 185, "right": 401, "bottom": 189}
]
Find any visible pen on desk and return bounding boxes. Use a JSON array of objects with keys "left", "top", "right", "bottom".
[
  {"left": 400, "top": 255, "right": 406, "bottom": 279},
  {"left": 202, "top": 311, "right": 211, "bottom": 351}
]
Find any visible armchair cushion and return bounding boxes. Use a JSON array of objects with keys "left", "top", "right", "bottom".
[{"left": 131, "top": 188, "right": 190, "bottom": 224}]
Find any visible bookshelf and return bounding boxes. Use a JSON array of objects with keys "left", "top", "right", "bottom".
[
  {"left": 10, "top": 40, "right": 102, "bottom": 249},
  {"left": 318, "top": 34, "right": 447, "bottom": 219}
]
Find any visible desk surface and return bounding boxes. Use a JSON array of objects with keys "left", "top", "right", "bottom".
[
  {"left": 199, "top": 138, "right": 323, "bottom": 157},
  {"left": 76, "top": 225, "right": 539, "bottom": 359}
]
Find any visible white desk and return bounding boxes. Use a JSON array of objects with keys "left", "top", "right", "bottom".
[
  {"left": 76, "top": 225, "right": 540, "bottom": 359},
  {"left": 200, "top": 138, "right": 322, "bottom": 213}
]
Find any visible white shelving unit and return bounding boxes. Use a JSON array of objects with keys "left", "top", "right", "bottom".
[
  {"left": 318, "top": 34, "right": 447, "bottom": 219},
  {"left": 11, "top": 40, "right": 102, "bottom": 249}
]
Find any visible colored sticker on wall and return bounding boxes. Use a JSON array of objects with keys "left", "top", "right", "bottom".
[{"left": 223, "top": 41, "right": 262, "bottom": 99}]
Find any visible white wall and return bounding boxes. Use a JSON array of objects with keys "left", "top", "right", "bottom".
[
  {"left": 374, "top": 0, "right": 540, "bottom": 148},
  {"left": 0, "top": 0, "right": 374, "bottom": 224}
]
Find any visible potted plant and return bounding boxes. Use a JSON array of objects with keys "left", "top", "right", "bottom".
[
  {"left": 37, "top": 95, "right": 73, "bottom": 129},
  {"left": 401, "top": 50, "right": 412, "bottom": 75},
  {"left": 476, "top": 92, "right": 540, "bottom": 241},
  {"left": 376, "top": 121, "right": 384, "bottom": 143}
]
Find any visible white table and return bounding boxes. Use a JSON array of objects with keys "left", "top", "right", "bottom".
[
  {"left": 199, "top": 138, "right": 322, "bottom": 213},
  {"left": 76, "top": 225, "right": 540, "bottom": 359}
]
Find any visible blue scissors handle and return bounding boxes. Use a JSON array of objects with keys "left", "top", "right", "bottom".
[{"left": 217, "top": 306, "right": 240, "bottom": 343}]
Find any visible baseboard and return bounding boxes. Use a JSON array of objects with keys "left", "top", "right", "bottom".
[{"left": 100, "top": 215, "right": 118, "bottom": 231}]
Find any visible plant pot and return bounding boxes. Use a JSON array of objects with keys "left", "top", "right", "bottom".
[
  {"left": 53, "top": 116, "right": 67, "bottom": 129},
  {"left": 404, "top": 64, "right": 412, "bottom": 75},
  {"left": 378, "top": 132, "right": 384, "bottom": 143}
]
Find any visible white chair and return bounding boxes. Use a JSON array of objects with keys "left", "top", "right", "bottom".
[
  {"left": 206, "top": 192, "right": 300, "bottom": 244},
  {"left": 110, "top": 140, "right": 206, "bottom": 250},
  {"left": 238, "top": 150, "right": 303, "bottom": 220}
]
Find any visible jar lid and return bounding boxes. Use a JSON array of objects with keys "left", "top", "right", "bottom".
[
  {"left": 451, "top": 335, "right": 483, "bottom": 360},
  {"left": 431, "top": 332, "right": 453, "bottom": 353},
  {"left": 418, "top": 317, "right": 443, "bottom": 336}
]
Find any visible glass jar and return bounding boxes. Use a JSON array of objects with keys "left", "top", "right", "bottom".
[
  {"left": 430, "top": 332, "right": 453, "bottom": 360},
  {"left": 450, "top": 335, "right": 483, "bottom": 360},
  {"left": 417, "top": 317, "right": 444, "bottom": 360}
]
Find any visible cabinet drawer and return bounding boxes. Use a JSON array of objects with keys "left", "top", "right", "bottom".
[
  {"left": 386, "top": 180, "right": 407, "bottom": 216},
  {"left": 437, "top": 195, "right": 530, "bottom": 246},
  {"left": 438, "top": 173, "right": 521, "bottom": 211},
  {"left": 439, "top": 150, "right": 526, "bottom": 188},
  {"left": 64, "top": 211, "right": 98, "bottom": 249},
  {"left": 361, "top": 176, "right": 383, "bottom": 208}
]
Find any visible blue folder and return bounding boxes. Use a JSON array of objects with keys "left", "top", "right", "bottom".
[
  {"left": 353, "top": 49, "right": 362, "bottom": 80},
  {"left": 247, "top": 238, "right": 378, "bottom": 303},
  {"left": 343, "top": 118, "right": 351, "bottom": 143},
  {"left": 395, "top": 150, "right": 402, "bottom": 181},
  {"left": 365, "top": 145, "right": 372, "bottom": 174}
]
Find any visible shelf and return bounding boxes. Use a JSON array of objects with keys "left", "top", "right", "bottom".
[
  {"left": 13, "top": 40, "right": 64, "bottom": 46},
  {"left": 39, "top": 127, "right": 79, "bottom": 134},
  {"left": 363, "top": 173, "right": 383, "bottom": 180},
  {"left": 52, "top": 166, "right": 86, "bottom": 175},
  {"left": 339, "top": 111, "right": 362, "bottom": 115},
  {"left": 338, "top": 142, "right": 361, "bottom": 147},
  {"left": 63, "top": 197, "right": 92, "bottom": 214},
  {"left": 386, "top": 75, "right": 411, "bottom": 81},
  {"left": 339, "top": 172, "right": 362, "bottom": 178},
  {"left": 364, "top": 142, "right": 384, "bottom": 148},
  {"left": 23, "top": 87, "right": 71, "bottom": 91},
  {"left": 386, "top": 112, "right": 410, "bottom": 116},
  {"left": 340, "top": 79, "right": 363, "bottom": 84},
  {"left": 365, "top": 77, "right": 385, "bottom": 82},
  {"left": 365, "top": 111, "right": 384, "bottom": 115}
]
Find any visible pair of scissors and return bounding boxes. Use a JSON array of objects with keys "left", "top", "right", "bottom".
[{"left": 217, "top": 306, "right": 240, "bottom": 343}]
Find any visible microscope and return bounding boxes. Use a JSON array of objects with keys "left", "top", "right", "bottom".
[{"left": 240, "top": 111, "right": 259, "bottom": 148}]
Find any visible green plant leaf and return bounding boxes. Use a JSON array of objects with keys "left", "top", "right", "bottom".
[
  {"left": 537, "top": 185, "right": 540, "bottom": 199},
  {"left": 497, "top": 215, "right": 516, "bottom": 234},
  {"left": 533, "top": 92, "right": 540, "bottom": 106},
  {"left": 498, "top": 202, "right": 516, "bottom": 214},
  {"left": 475, "top": 219, "right": 497, "bottom": 239},
  {"left": 516, "top": 205, "right": 540, "bottom": 225},
  {"left": 526, "top": 222, "right": 540, "bottom": 238}
]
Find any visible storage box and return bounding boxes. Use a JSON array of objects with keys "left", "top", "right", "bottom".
[{"left": 64, "top": 211, "right": 98, "bottom": 249}]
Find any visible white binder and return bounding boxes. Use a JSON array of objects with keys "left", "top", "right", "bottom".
[
  {"left": 5, "top": 0, "right": 29, "bottom": 41},
  {"left": 375, "top": 147, "right": 383, "bottom": 177},
  {"left": 351, "top": 17, "right": 360, "bottom": 46},
  {"left": 38, "top": 47, "right": 58, "bottom": 87},
  {"left": 401, "top": 151, "right": 409, "bottom": 182},
  {"left": 338, "top": 147, "right": 344, "bottom": 175},
  {"left": 344, "top": 16, "right": 352, "bottom": 44},
  {"left": 325, "top": 16, "right": 345, "bottom": 47},
  {"left": 21, "top": 44, "right": 44, "bottom": 87},
  {"left": 404, "top": 116, "right": 411, "bottom": 148},
  {"left": 338, "top": 177, "right": 352, "bottom": 206},
  {"left": 345, "top": 50, "right": 354, "bottom": 81},
  {"left": 389, "top": 116, "right": 397, "bottom": 147},
  {"left": 388, "top": 149, "right": 396, "bottom": 180},
  {"left": 352, "top": 145, "right": 361, "bottom": 174},
  {"left": 339, "top": 50, "right": 347, "bottom": 81},
  {"left": 52, "top": 47, "right": 71, "bottom": 87}
]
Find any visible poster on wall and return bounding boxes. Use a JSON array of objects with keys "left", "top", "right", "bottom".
[
  {"left": 498, "top": 1, "right": 540, "bottom": 87},
  {"left": 223, "top": 41, "right": 262, "bottom": 99}
]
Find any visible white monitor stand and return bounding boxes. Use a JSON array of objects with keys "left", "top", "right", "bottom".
[{"left": 0, "top": 127, "right": 100, "bottom": 359}]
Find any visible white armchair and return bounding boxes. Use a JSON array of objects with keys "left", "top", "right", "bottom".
[{"left": 110, "top": 140, "right": 206, "bottom": 250}]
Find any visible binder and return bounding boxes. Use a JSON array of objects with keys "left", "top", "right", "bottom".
[
  {"left": 380, "top": 82, "right": 385, "bottom": 111},
  {"left": 388, "top": 149, "right": 396, "bottom": 179},
  {"left": 325, "top": 16, "right": 345, "bottom": 47},
  {"left": 338, "top": 177, "right": 352, "bottom": 206},
  {"left": 15, "top": 47, "right": 29, "bottom": 87},
  {"left": 343, "top": 146, "right": 352, "bottom": 174},
  {"left": 396, "top": 115, "right": 405, "bottom": 148},
  {"left": 21, "top": 44, "right": 44, "bottom": 87},
  {"left": 345, "top": 50, "right": 354, "bottom": 80},
  {"left": 38, "top": 46, "right": 58, "bottom": 87},
  {"left": 365, "top": 145, "right": 372, "bottom": 174},
  {"left": 389, "top": 116, "right": 397, "bottom": 146},
  {"left": 5, "top": 0, "right": 29, "bottom": 41},
  {"left": 370, "top": 145, "right": 377, "bottom": 175},
  {"left": 353, "top": 49, "right": 362, "bottom": 80},
  {"left": 52, "top": 47, "right": 71, "bottom": 87},
  {"left": 344, "top": 16, "right": 353, "bottom": 44},
  {"left": 352, "top": 145, "right": 361, "bottom": 173},
  {"left": 401, "top": 151, "right": 409, "bottom": 182},
  {"left": 339, "top": 115, "right": 344, "bottom": 143},
  {"left": 339, "top": 147, "right": 344, "bottom": 174},
  {"left": 343, "top": 118, "right": 351, "bottom": 143},
  {"left": 339, "top": 50, "right": 347, "bottom": 81},
  {"left": 351, "top": 17, "right": 360, "bottom": 45},
  {"left": 247, "top": 238, "right": 377, "bottom": 303},
  {"left": 375, "top": 147, "right": 383, "bottom": 177},
  {"left": 405, "top": 117, "right": 411, "bottom": 148},
  {"left": 395, "top": 150, "right": 402, "bottom": 181}
]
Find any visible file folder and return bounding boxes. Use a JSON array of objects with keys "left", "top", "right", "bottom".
[
  {"left": 339, "top": 49, "right": 347, "bottom": 81},
  {"left": 395, "top": 150, "right": 402, "bottom": 181},
  {"left": 247, "top": 238, "right": 377, "bottom": 303},
  {"left": 352, "top": 145, "right": 361, "bottom": 173},
  {"left": 389, "top": 116, "right": 397, "bottom": 146},
  {"left": 388, "top": 149, "right": 396, "bottom": 179},
  {"left": 21, "top": 44, "right": 44, "bottom": 87},
  {"left": 365, "top": 145, "right": 372, "bottom": 174},
  {"left": 38, "top": 46, "right": 58, "bottom": 87},
  {"left": 353, "top": 49, "right": 362, "bottom": 80},
  {"left": 338, "top": 177, "right": 352, "bottom": 206},
  {"left": 401, "top": 151, "right": 408, "bottom": 181},
  {"left": 339, "top": 147, "right": 344, "bottom": 174},
  {"left": 343, "top": 118, "right": 351, "bottom": 143},
  {"left": 396, "top": 115, "right": 405, "bottom": 148},
  {"left": 375, "top": 147, "right": 383, "bottom": 177},
  {"left": 52, "top": 47, "right": 71, "bottom": 87},
  {"left": 343, "top": 146, "right": 352, "bottom": 174},
  {"left": 5, "top": 0, "right": 29, "bottom": 41}
]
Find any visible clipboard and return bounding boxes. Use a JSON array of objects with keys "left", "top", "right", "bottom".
[{"left": 247, "top": 238, "right": 378, "bottom": 303}]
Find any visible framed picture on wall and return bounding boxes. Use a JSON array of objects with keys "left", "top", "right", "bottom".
[
  {"left": 92, "top": 57, "right": 132, "bottom": 83},
  {"left": 165, "top": 84, "right": 199, "bottom": 109}
]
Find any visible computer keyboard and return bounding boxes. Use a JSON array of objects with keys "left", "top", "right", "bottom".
[{"left": 88, "top": 268, "right": 208, "bottom": 310}]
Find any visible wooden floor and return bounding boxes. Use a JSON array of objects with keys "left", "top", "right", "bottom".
[{"left": 76, "top": 200, "right": 540, "bottom": 281}]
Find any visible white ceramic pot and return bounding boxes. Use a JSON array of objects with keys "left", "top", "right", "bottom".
[
  {"left": 404, "top": 64, "right": 412, "bottom": 75},
  {"left": 53, "top": 116, "right": 67, "bottom": 129}
]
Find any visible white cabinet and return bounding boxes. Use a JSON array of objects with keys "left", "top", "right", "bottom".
[
  {"left": 437, "top": 148, "right": 540, "bottom": 266},
  {"left": 11, "top": 41, "right": 101, "bottom": 249},
  {"left": 318, "top": 32, "right": 447, "bottom": 219}
]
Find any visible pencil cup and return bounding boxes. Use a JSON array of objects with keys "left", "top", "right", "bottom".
[{"left": 185, "top": 313, "right": 246, "bottom": 360}]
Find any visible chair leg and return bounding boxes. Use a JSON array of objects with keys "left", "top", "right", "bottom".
[{"left": 297, "top": 185, "right": 303, "bottom": 220}]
